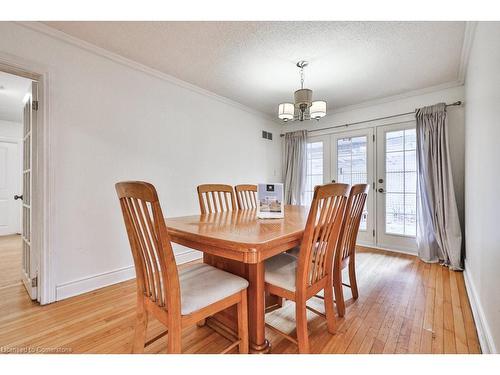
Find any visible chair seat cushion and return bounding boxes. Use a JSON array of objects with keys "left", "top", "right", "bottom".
[
  {"left": 265, "top": 253, "right": 297, "bottom": 292},
  {"left": 180, "top": 263, "right": 249, "bottom": 315}
]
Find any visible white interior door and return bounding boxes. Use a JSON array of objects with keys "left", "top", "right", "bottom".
[
  {"left": 375, "top": 122, "right": 417, "bottom": 252},
  {"left": 21, "top": 81, "right": 38, "bottom": 300},
  {"left": 0, "top": 139, "right": 21, "bottom": 236},
  {"left": 331, "top": 128, "right": 375, "bottom": 245}
]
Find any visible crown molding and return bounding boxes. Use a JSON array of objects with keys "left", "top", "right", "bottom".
[
  {"left": 326, "top": 80, "right": 464, "bottom": 116},
  {"left": 15, "top": 21, "right": 275, "bottom": 123},
  {"left": 458, "top": 21, "right": 478, "bottom": 83}
]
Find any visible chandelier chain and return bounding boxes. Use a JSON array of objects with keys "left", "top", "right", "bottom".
[{"left": 300, "top": 66, "right": 304, "bottom": 89}]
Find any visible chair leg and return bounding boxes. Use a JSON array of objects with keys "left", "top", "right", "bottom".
[
  {"left": 323, "top": 285, "right": 337, "bottom": 334},
  {"left": 196, "top": 319, "right": 207, "bottom": 327},
  {"left": 132, "top": 309, "right": 148, "bottom": 354},
  {"left": 167, "top": 323, "right": 182, "bottom": 354},
  {"left": 349, "top": 260, "right": 359, "bottom": 300},
  {"left": 333, "top": 271, "right": 346, "bottom": 317},
  {"left": 237, "top": 289, "right": 249, "bottom": 354},
  {"left": 295, "top": 298, "right": 310, "bottom": 354}
]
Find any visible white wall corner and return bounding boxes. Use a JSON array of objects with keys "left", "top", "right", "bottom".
[
  {"left": 458, "top": 21, "right": 478, "bottom": 84},
  {"left": 463, "top": 259, "right": 497, "bottom": 354}
]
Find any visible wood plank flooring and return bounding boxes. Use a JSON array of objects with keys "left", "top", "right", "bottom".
[
  {"left": 0, "top": 236, "right": 481, "bottom": 354},
  {"left": 0, "top": 234, "right": 23, "bottom": 289}
]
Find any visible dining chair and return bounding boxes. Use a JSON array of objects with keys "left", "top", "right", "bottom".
[
  {"left": 197, "top": 184, "right": 237, "bottom": 214},
  {"left": 116, "top": 181, "right": 249, "bottom": 354},
  {"left": 264, "top": 183, "right": 349, "bottom": 354},
  {"left": 332, "top": 183, "right": 369, "bottom": 317},
  {"left": 234, "top": 184, "right": 257, "bottom": 210}
]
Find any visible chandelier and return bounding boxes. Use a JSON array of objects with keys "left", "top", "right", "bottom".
[{"left": 278, "top": 61, "right": 327, "bottom": 122}]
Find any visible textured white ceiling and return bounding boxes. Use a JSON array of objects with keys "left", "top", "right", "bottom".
[
  {"left": 43, "top": 21, "right": 466, "bottom": 117},
  {"left": 0, "top": 71, "right": 31, "bottom": 122}
]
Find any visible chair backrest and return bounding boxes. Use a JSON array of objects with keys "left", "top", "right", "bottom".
[
  {"left": 115, "top": 181, "right": 181, "bottom": 316},
  {"left": 197, "top": 184, "right": 237, "bottom": 214},
  {"left": 235, "top": 184, "right": 257, "bottom": 210},
  {"left": 335, "top": 184, "right": 369, "bottom": 265},
  {"left": 297, "top": 183, "right": 350, "bottom": 291}
]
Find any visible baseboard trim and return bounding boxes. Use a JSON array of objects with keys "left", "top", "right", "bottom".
[
  {"left": 356, "top": 243, "right": 417, "bottom": 257},
  {"left": 463, "top": 259, "right": 497, "bottom": 354},
  {"left": 55, "top": 250, "right": 203, "bottom": 301}
]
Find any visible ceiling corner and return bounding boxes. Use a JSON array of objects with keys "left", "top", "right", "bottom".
[{"left": 458, "top": 21, "right": 478, "bottom": 84}]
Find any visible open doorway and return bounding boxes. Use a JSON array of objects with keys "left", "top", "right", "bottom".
[{"left": 0, "top": 70, "right": 39, "bottom": 300}]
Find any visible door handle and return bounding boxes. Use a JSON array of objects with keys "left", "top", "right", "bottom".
[
  {"left": 331, "top": 179, "right": 336, "bottom": 183},
  {"left": 378, "top": 188, "right": 385, "bottom": 193},
  {"left": 14, "top": 194, "right": 23, "bottom": 201}
]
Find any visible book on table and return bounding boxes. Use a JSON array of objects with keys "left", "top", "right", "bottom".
[{"left": 257, "top": 183, "right": 284, "bottom": 219}]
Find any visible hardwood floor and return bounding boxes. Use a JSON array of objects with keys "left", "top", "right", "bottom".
[
  {"left": 0, "top": 234, "right": 23, "bottom": 289},
  {"left": 0, "top": 241, "right": 481, "bottom": 354}
]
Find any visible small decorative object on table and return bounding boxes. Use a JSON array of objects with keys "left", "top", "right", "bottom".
[{"left": 257, "top": 183, "right": 284, "bottom": 219}]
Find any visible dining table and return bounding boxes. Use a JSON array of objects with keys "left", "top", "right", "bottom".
[{"left": 165, "top": 205, "right": 309, "bottom": 353}]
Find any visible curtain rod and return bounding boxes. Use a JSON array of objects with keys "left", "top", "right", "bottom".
[{"left": 279, "top": 101, "right": 462, "bottom": 137}]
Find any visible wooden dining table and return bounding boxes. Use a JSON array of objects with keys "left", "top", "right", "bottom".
[{"left": 165, "top": 205, "right": 309, "bottom": 353}]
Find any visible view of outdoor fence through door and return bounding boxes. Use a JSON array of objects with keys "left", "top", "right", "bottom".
[
  {"left": 336, "top": 136, "right": 368, "bottom": 230},
  {"left": 384, "top": 128, "right": 417, "bottom": 236}
]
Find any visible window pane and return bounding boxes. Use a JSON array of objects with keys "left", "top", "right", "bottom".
[
  {"left": 311, "top": 158, "right": 323, "bottom": 175},
  {"left": 384, "top": 128, "right": 418, "bottom": 237},
  {"left": 386, "top": 172, "right": 404, "bottom": 193},
  {"left": 405, "top": 171, "right": 416, "bottom": 193},
  {"left": 386, "top": 151, "right": 403, "bottom": 172},
  {"left": 405, "top": 150, "right": 416, "bottom": 171},
  {"left": 405, "top": 129, "right": 417, "bottom": 150},
  {"left": 405, "top": 214, "right": 417, "bottom": 236},
  {"left": 305, "top": 141, "right": 324, "bottom": 206},
  {"left": 386, "top": 130, "right": 404, "bottom": 152}
]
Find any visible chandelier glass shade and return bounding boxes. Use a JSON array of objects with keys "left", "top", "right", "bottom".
[{"left": 278, "top": 61, "right": 327, "bottom": 122}]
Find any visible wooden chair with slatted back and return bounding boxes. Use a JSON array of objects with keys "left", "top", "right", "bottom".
[
  {"left": 197, "top": 184, "right": 237, "bottom": 214},
  {"left": 234, "top": 184, "right": 257, "bottom": 210},
  {"left": 332, "top": 184, "right": 369, "bottom": 317},
  {"left": 264, "top": 183, "right": 350, "bottom": 353},
  {"left": 116, "top": 181, "right": 249, "bottom": 354}
]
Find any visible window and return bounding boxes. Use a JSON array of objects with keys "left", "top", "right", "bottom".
[
  {"left": 384, "top": 128, "right": 417, "bottom": 236},
  {"left": 336, "top": 136, "right": 368, "bottom": 230},
  {"left": 305, "top": 141, "right": 323, "bottom": 205}
]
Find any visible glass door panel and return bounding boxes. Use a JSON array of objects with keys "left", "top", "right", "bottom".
[
  {"left": 332, "top": 129, "right": 374, "bottom": 246},
  {"left": 376, "top": 122, "right": 417, "bottom": 251},
  {"left": 304, "top": 135, "right": 331, "bottom": 206}
]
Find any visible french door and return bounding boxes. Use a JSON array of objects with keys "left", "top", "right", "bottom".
[
  {"left": 305, "top": 121, "right": 417, "bottom": 253},
  {"left": 376, "top": 122, "right": 417, "bottom": 251},
  {"left": 21, "top": 81, "right": 38, "bottom": 300}
]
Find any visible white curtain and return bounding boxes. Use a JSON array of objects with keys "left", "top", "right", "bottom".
[
  {"left": 283, "top": 130, "right": 307, "bottom": 205},
  {"left": 416, "top": 103, "right": 463, "bottom": 270}
]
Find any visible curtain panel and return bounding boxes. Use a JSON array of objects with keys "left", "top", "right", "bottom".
[
  {"left": 283, "top": 130, "right": 307, "bottom": 205},
  {"left": 416, "top": 103, "right": 463, "bottom": 270}
]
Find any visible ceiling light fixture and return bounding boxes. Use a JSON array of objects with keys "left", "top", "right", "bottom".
[{"left": 278, "top": 61, "right": 327, "bottom": 122}]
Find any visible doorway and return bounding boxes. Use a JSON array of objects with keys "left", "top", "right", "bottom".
[
  {"left": 305, "top": 121, "right": 417, "bottom": 253},
  {"left": 0, "top": 69, "right": 40, "bottom": 300}
]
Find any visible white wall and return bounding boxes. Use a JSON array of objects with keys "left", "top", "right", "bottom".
[
  {"left": 0, "top": 119, "right": 22, "bottom": 138},
  {"left": 284, "top": 85, "right": 466, "bottom": 238},
  {"left": 0, "top": 22, "right": 283, "bottom": 301},
  {"left": 463, "top": 22, "right": 500, "bottom": 353}
]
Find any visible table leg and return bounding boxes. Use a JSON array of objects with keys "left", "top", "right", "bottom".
[{"left": 247, "top": 262, "right": 271, "bottom": 354}]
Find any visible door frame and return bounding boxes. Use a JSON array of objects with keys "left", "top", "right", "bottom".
[{"left": 0, "top": 53, "right": 54, "bottom": 304}]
